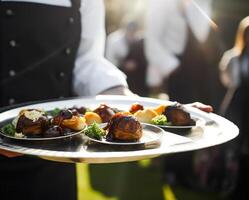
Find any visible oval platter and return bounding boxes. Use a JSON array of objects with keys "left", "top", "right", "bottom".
[{"left": 0, "top": 95, "right": 239, "bottom": 163}]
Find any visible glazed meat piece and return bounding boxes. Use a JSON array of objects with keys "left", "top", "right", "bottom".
[
  {"left": 16, "top": 109, "right": 48, "bottom": 136},
  {"left": 129, "top": 103, "right": 144, "bottom": 114},
  {"left": 52, "top": 109, "right": 74, "bottom": 126},
  {"left": 93, "top": 104, "right": 115, "bottom": 123},
  {"left": 106, "top": 113, "right": 142, "bottom": 142},
  {"left": 163, "top": 105, "right": 196, "bottom": 126},
  {"left": 69, "top": 106, "right": 87, "bottom": 115},
  {"left": 52, "top": 109, "right": 86, "bottom": 131}
]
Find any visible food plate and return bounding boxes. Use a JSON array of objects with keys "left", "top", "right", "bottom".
[
  {"left": 84, "top": 123, "right": 163, "bottom": 146},
  {"left": 0, "top": 95, "right": 239, "bottom": 163}
]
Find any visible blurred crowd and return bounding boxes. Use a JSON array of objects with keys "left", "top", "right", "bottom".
[{"left": 105, "top": 0, "right": 249, "bottom": 199}]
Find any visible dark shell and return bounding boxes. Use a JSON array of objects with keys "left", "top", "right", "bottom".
[
  {"left": 163, "top": 105, "right": 196, "bottom": 126},
  {"left": 93, "top": 104, "right": 115, "bottom": 123},
  {"left": 16, "top": 114, "right": 48, "bottom": 136}
]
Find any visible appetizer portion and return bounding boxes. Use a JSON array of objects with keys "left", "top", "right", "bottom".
[
  {"left": 129, "top": 103, "right": 196, "bottom": 127},
  {"left": 1, "top": 108, "right": 87, "bottom": 139},
  {"left": 15, "top": 109, "right": 48, "bottom": 136},
  {"left": 105, "top": 113, "right": 143, "bottom": 142},
  {"left": 52, "top": 109, "right": 86, "bottom": 131}
]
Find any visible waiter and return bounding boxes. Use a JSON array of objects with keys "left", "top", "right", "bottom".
[
  {"left": 0, "top": 0, "right": 130, "bottom": 199},
  {"left": 0, "top": 1, "right": 213, "bottom": 199}
]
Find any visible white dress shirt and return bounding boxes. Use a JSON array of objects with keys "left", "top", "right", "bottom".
[
  {"left": 219, "top": 49, "right": 241, "bottom": 89},
  {"left": 106, "top": 30, "right": 128, "bottom": 67},
  {"left": 1, "top": 0, "right": 128, "bottom": 96},
  {"left": 145, "top": 0, "right": 212, "bottom": 87}
]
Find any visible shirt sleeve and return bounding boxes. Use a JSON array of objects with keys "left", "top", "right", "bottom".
[
  {"left": 219, "top": 50, "right": 240, "bottom": 89},
  {"left": 105, "top": 33, "right": 119, "bottom": 66},
  {"left": 73, "top": 0, "right": 127, "bottom": 96},
  {"left": 145, "top": 0, "right": 180, "bottom": 87}
]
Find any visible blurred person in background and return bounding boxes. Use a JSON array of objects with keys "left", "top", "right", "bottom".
[
  {"left": 145, "top": 0, "right": 224, "bottom": 109},
  {"left": 145, "top": 0, "right": 226, "bottom": 192},
  {"left": 106, "top": 17, "right": 149, "bottom": 96},
  {"left": 219, "top": 16, "right": 249, "bottom": 199},
  {"left": 0, "top": 1, "right": 130, "bottom": 199},
  {"left": 106, "top": 17, "right": 140, "bottom": 67}
]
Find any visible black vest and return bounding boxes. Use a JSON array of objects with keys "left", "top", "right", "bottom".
[
  {"left": 167, "top": 25, "right": 225, "bottom": 109},
  {"left": 0, "top": 2, "right": 81, "bottom": 200},
  {"left": 0, "top": 0, "right": 81, "bottom": 107}
]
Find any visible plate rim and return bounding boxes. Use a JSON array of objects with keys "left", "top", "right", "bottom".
[{"left": 0, "top": 129, "right": 84, "bottom": 141}]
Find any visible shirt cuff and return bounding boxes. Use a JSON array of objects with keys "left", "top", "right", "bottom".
[
  {"left": 73, "top": 57, "right": 128, "bottom": 96},
  {"left": 89, "top": 74, "right": 128, "bottom": 95}
]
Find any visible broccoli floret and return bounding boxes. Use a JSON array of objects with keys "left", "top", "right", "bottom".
[
  {"left": 1, "top": 123, "right": 16, "bottom": 136},
  {"left": 151, "top": 115, "right": 171, "bottom": 126},
  {"left": 50, "top": 108, "right": 61, "bottom": 117},
  {"left": 84, "top": 122, "right": 106, "bottom": 140}
]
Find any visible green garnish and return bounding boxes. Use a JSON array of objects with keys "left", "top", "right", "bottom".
[
  {"left": 50, "top": 108, "right": 61, "bottom": 117},
  {"left": 84, "top": 122, "right": 106, "bottom": 140},
  {"left": 1, "top": 123, "right": 16, "bottom": 136},
  {"left": 151, "top": 115, "right": 171, "bottom": 126}
]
